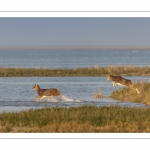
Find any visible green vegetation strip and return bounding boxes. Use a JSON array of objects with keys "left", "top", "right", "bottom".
[
  {"left": 1, "top": 66, "right": 150, "bottom": 77},
  {"left": 111, "top": 82, "right": 150, "bottom": 106},
  {"left": 1, "top": 106, "right": 150, "bottom": 132}
]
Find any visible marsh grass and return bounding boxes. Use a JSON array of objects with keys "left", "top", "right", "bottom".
[
  {"left": 1, "top": 65, "right": 150, "bottom": 76},
  {"left": 94, "top": 90, "right": 103, "bottom": 99},
  {"left": 111, "top": 81, "right": 150, "bottom": 105},
  {"left": 1, "top": 106, "right": 150, "bottom": 132}
]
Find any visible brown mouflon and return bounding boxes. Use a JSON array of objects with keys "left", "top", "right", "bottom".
[
  {"left": 106, "top": 75, "right": 140, "bottom": 93},
  {"left": 32, "top": 84, "right": 62, "bottom": 102}
]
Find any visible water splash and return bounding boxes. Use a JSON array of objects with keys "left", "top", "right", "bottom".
[
  {"left": 61, "top": 95, "right": 80, "bottom": 102},
  {"left": 32, "top": 95, "right": 81, "bottom": 103}
]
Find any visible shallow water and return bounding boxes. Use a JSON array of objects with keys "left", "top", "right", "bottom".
[{"left": 0, "top": 76, "right": 149, "bottom": 113}]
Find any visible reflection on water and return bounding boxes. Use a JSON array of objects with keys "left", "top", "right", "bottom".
[{"left": 0, "top": 76, "right": 149, "bottom": 112}]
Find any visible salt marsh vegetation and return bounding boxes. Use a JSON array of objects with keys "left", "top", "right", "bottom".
[
  {"left": 111, "top": 81, "right": 150, "bottom": 106},
  {"left": 1, "top": 65, "right": 150, "bottom": 77},
  {"left": 1, "top": 106, "right": 150, "bottom": 132}
]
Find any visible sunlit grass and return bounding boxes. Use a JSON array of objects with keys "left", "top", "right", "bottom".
[
  {"left": 1, "top": 65, "right": 150, "bottom": 76},
  {"left": 1, "top": 106, "right": 150, "bottom": 132},
  {"left": 111, "top": 81, "right": 150, "bottom": 105},
  {"left": 94, "top": 90, "right": 103, "bottom": 99}
]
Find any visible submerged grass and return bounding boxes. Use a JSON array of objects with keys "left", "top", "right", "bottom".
[
  {"left": 94, "top": 90, "right": 104, "bottom": 99},
  {"left": 1, "top": 106, "right": 150, "bottom": 132},
  {"left": 111, "top": 81, "right": 150, "bottom": 105},
  {"left": 1, "top": 65, "right": 150, "bottom": 76}
]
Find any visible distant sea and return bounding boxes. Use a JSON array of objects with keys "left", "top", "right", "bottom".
[{"left": 0, "top": 49, "right": 150, "bottom": 68}]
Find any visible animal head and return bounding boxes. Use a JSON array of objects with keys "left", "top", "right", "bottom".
[
  {"left": 32, "top": 84, "right": 39, "bottom": 90},
  {"left": 106, "top": 75, "right": 111, "bottom": 80}
]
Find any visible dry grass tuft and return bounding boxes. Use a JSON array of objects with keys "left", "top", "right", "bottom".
[
  {"left": 111, "top": 81, "right": 150, "bottom": 105},
  {"left": 94, "top": 91, "right": 103, "bottom": 99}
]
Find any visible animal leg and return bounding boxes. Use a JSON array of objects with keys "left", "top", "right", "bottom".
[
  {"left": 39, "top": 96, "right": 43, "bottom": 102},
  {"left": 58, "top": 94, "right": 62, "bottom": 101},
  {"left": 132, "top": 85, "right": 140, "bottom": 94},
  {"left": 112, "top": 82, "right": 117, "bottom": 88},
  {"left": 48, "top": 96, "right": 53, "bottom": 99},
  {"left": 135, "top": 88, "right": 140, "bottom": 94},
  {"left": 39, "top": 95, "right": 50, "bottom": 102},
  {"left": 32, "top": 95, "right": 39, "bottom": 101}
]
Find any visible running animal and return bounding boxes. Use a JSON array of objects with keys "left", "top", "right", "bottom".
[
  {"left": 106, "top": 75, "right": 140, "bottom": 94},
  {"left": 32, "top": 84, "right": 62, "bottom": 102}
]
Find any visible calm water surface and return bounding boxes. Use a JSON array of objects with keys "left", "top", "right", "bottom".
[
  {"left": 0, "top": 49, "right": 150, "bottom": 112},
  {"left": 0, "top": 49, "right": 150, "bottom": 68}
]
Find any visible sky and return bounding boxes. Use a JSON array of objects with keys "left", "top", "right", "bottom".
[{"left": 0, "top": 17, "right": 150, "bottom": 48}]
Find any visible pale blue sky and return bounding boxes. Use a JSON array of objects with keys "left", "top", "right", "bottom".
[{"left": 0, "top": 18, "right": 150, "bottom": 47}]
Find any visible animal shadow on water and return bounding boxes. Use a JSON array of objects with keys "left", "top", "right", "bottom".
[
  {"left": 106, "top": 75, "right": 140, "bottom": 94},
  {"left": 32, "top": 84, "right": 62, "bottom": 102}
]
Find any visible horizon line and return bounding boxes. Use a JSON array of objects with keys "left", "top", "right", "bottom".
[{"left": 0, "top": 45, "right": 150, "bottom": 50}]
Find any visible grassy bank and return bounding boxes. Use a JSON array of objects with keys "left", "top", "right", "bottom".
[
  {"left": 111, "top": 82, "right": 150, "bottom": 105},
  {"left": 1, "top": 65, "right": 150, "bottom": 77},
  {"left": 1, "top": 106, "right": 150, "bottom": 132}
]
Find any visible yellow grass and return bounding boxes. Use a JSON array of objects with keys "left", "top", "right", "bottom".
[
  {"left": 1, "top": 66, "right": 150, "bottom": 76},
  {"left": 1, "top": 106, "right": 150, "bottom": 132},
  {"left": 111, "top": 81, "right": 150, "bottom": 105}
]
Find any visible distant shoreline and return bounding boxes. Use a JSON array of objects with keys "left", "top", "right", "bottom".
[
  {"left": 1, "top": 66, "right": 150, "bottom": 77},
  {"left": 0, "top": 45, "right": 150, "bottom": 50}
]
